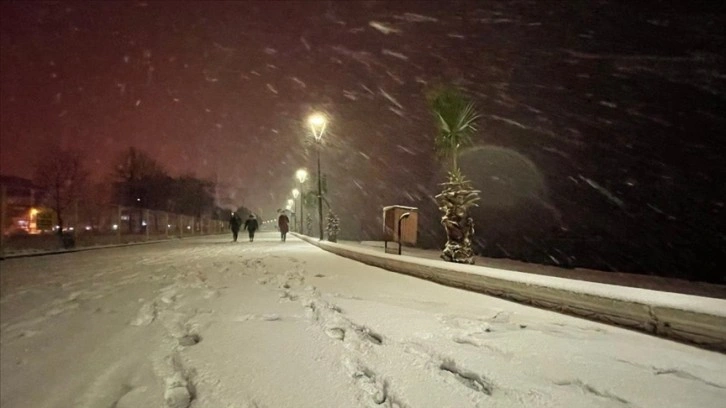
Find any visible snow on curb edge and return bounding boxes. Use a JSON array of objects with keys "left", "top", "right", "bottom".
[{"left": 294, "top": 234, "right": 726, "bottom": 352}]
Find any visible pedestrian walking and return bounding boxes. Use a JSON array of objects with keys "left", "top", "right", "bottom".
[
  {"left": 229, "top": 211, "right": 242, "bottom": 242},
  {"left": 243, "top": 214, "right": 259, "bottom": 242},
  {"left": 278, "top": 211, "right": 290, "bottom": 242}
]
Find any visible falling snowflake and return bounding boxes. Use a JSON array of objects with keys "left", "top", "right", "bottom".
[
  {"left": 290, "top": 77, "right": 306, "bottom": 88},
  {"left": 389, "top": 107, "right": 405, "bottom": 117},
  {"left": 360, "top": 84, "right": 375, "bottom": 95},
  {"left": 379, "top": 88, "right": 403, "bottom": 109},
  {"left": 369, "top": 21, "right": 401, "bottom": 35},
  {"left": 300, "top": 37, "right": 311, "bottom": 51},
  {"left": 394, "top": 13, "right": 438, "bottom": 23},
  {"left": 386, "top": 71, "right": 404, "bottom": 85},
  {"left": 382, "top": 49, "right": 408, "bottom": 60}
]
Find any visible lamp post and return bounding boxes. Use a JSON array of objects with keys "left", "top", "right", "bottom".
[
  {"left": 295, "top": 168, "right": 308, "bottom": 234},
  {"left": 287, "top": 198, "right": 295, "bottom": 232},
  {"left": 291, "top": 188, "right": 300, "bottom": 232},
  {"left": 308, "top": 113, "right": 327, "bottom": 240}
]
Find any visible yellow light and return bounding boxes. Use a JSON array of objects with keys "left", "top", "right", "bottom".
[
  {"left": 296, "top": 168, "right": 308, "bottom": 183},
  {"left": 308, "top": 113, "right": 326, "bottom": 127},
  {"left": 30, "top": 208, "right": 39, "bottom": 217},
  {"left": 308, "top": 113, "right": 327, "bottom": 141}
]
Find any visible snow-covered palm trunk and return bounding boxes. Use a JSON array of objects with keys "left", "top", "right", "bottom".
[{"left": 436, "top": 170, "right": 480, "bottom": 264}]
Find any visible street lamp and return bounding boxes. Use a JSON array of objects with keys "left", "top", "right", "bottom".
[
  {"left": 292, "top": 188, "right": 300, "bottom": 232},
  {"left": 295, "top": 168, "right": 308, "bottom": 234},
  {"left": 308, "top": 113, "right": 327, "bottom": 240}
]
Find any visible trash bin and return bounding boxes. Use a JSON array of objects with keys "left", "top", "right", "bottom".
[{"left": 382, "top": 205, "right": 418, "bottom": 254}]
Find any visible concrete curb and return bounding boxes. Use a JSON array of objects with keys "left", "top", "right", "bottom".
[{"left": 294, "top": 234, "right": 726, "bottom": 352}]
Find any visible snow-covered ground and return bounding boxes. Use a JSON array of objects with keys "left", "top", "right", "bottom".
[{"left": 1, "top": 233, "right": 724, "bottom": 408}]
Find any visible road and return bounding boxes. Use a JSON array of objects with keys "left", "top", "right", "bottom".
[{"left": 1, "top": 232, "right": 724, "bottom": 408}]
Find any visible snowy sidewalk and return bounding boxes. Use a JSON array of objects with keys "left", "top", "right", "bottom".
[
  {"left": 2, "top": 233, "right": 725, "bottom": 407},
  {"left": 295, "top": 235, "right": 726, "bottom": 351}
]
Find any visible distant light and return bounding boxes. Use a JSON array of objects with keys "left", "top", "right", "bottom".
[
  {"left": 287, "top": 198, "right": 294, "bottom": 207},
  {"left": 167, "top": 224, "right": 171, "bottom": 228},
  {"left": 308, "top": 113, "right": 327, "bottom": 141},
  {"left": 187, "top": 226, "right": 191, "bottom": 230},
  {"left": 68, "top": 227, "right": 74, "bottom": 231},
  {"left": 296, "top": 168, "right": 308, "bottom": 183},
  {"left": 308, "top": 113, "right": 326, "bottom": 127},
  {"left": 137, "top": 198, "right": 141, "bottom": 202},
  {"left": 141, "top": 221, "right": 147, "bottom": 226},
  {"left": 30, "top": 208, "right": 39, "bottom": 217},
  {"left": 112, "top": 224, "right": 118, "bottom": 230},
  {"left": 85, "top": 226, "right": 92, "bottom": 231},
  {"left": 292, "top": 188, "right": 300, "bottom": 198}
]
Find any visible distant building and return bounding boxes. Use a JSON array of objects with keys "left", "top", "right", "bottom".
[{"left": 0, "top": 175, "right": 51, "bottom": 234}]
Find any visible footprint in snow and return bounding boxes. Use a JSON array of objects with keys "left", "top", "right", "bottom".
[
  {"left": 130, "top": 302, "right": 157, "bottom": 326},
  {"left": 163, "top": 354, "right": 196, "bottom": 408}
]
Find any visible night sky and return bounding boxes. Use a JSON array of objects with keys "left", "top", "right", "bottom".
[{"left": 1, "top": 1, "right": 724, "bottom": 278}]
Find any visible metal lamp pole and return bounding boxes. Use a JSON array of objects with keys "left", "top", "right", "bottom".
[
  {"left": 308, "top": 114, "right": 327, "bottom": 241},
  {"left": 316, "top": 147, "right": 323, "bottom": 240},
  {"left": 299, "top": 184, "right": 303, "bottom": 234},
  {"left": 287, "top": 198, "right": 295, "bottom": 232},
  {"left": 295, "top": 169, "right": 307, "bottom": 234},
  {"left": 292, "top": 188, "right": 300, "bottom": 233}
]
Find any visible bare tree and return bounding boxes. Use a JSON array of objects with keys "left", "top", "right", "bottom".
[
  {"left": 33, "top": 149, "right": 88, "bottom": 235},
  {"left": 113, "top": 147, "right": 166, "bottom": 184},
  {"left": 112, "top": 147, "right": 168, "bottom": 231}
]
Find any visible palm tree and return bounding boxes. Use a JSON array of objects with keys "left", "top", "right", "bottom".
[
  {"left": 429, "top": 86, "right": 481, "bottom": 173},
  {"left": 428, "top": 85, "right": 481, "bottom": 264}
]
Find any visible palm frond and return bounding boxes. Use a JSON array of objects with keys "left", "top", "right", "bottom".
[{"left": 428, "top": 86, "right": 480, "bottom": 159}]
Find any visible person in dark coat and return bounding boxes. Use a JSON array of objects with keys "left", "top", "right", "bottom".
[
  {"left": 229, "top": 211, "right": 242, "bottom": 242},
  {"left": 278, "top": 211, "right": 290, "bottom": 242},
  {"left": 243, "top": 214, "right": 259, "bottom": 242}
]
